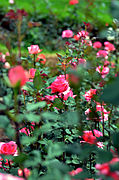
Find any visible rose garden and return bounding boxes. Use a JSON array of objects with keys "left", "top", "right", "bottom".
[{"left": 0, "top": 0, "right": 119, "bottom": 179}]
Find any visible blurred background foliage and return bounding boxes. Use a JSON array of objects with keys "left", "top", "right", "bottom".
[{"left": 0, "top": 0, "right": 118, "bottom": 53}]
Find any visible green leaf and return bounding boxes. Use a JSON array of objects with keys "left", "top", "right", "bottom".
[
  {"left": 96, "top": 149, "right": 113, "bottom": 163},
  {"left": 63, "top": 111, "right": 79, "bottom": 126},
  {"left": 26, "top": 101, "right": 46, "bottom": 111},
  {"left": 101, "top": 77, "right": 119, "bottom": 105},
  {"left": 112, "top": 131, "right": 119, "bottom": 148},
  {"left": 14, "top": 153, "right": 28, "bottom": 164},
  {"left": 0, "top": 115, "right": 9, "bottom": 128},
  {"left": 21, "top": 136, "right": 37, "bottom": 145},
  {"left": 53, "top": 98, "right": 64, "bottom": 109},
  {"left": 3, "top": 94, "right": 12, "bottom": 106},
  {"left": 33, "top": 70, "right": 43, "bottom": 90},
  {"left": 25, "top": 113, "right": 40, "bottom": 122},
  {"left": 0, "top": 103, "right": 7, "bottom": 111},
  {"left": 41, "top": 112, "right": 59, "bottom": 121}
]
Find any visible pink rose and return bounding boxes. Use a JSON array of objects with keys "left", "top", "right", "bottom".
[
  {"left": 96, "top": 65, "right": 109, "bottom": 78},
  {"left": 0, "top": 173, "right": 24, "bottom": 180},
  {"left": 69, "top": 168, "right": 83, "bottom": 176},
  {"left": 45, "top": 95, "right": 58, "bottom": 101},
  {"left": 96, "top": 50, "right": 108, "bottom": 59},
  {"left": 59, "top": 88, "right": 76, "bottom": 100},
  {"left": 48, "top": 75, "right": 69, "bottom": 93},
  {"left": 9, "top": 0, "right": 14, "bottom": 4},
  {"left": 8, "top": 66, "right": 29, "bottom": 87},
  {"left": 0, "top": 141, "right": 17, "bottom": 155},
  {"left": 93, "top": 129, "right": 103, "bottom": 137},
  {"left": 93, "top": 41, "right": 102, "bottom": 49},
  {"left": 104, "top": 41, "right": 115, "bottom": 51},
  {"left": 78, "top": 30, "right": 89, "bottom": 38},
  {"left": 73, "top": 34, "right": 80, "bottom": 41},
  {"left": 28, "top": 45, "right": 42, "bottom": 54},
  {"left": 29, "top": 68, "right": 36, "bottom": 79},
  {"left": 18, "top": 168, "right": 30, "bottom": 178},
  {"left": 83, "top": 89, "right": 96, "bottom": 102},
  {"left": 69, "top": 0, "right": 79, "bottom": 5},
  {"left": 82, "top": 39, "right": 92, "bottom": 46},
  {"left": 62, "top": 30, "right": 73, "bottom": 38}
]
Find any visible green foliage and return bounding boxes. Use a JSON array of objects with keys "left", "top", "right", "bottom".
[{"left": 101, "top": 77, "right": 119, "bottom": 105}]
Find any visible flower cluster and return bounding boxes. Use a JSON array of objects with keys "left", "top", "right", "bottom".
[
  {"left": 96, "top": 157, "right": 119, "bottom": 179},
  {"left": 80, "top": 129, "right": 104, "bottom": 148},
  {"left": 85, "top": 102, "right": 110, "bottom": 122}
]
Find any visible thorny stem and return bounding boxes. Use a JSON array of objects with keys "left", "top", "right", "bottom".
[
  {"left": 34, "top": 54, "right": 36, "bottom": 68},
  {"left": 14, "top": 89, "right": 27, "bottom": 180},
  {"left": 17, "top": 18, "right": 22, "bottom": 60}
]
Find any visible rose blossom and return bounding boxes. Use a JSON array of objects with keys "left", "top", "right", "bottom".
[
  {"left": 19, "top": 127, "right": 30, "bottom": 136},
  {"left": 85, "top": 103, "right": 110, "bottom": 122},
  {"left": 69, "top": 0, "right": 79, "bottom": 5},
  {"left": 48, "top": 75, "right": 69, "bottom": 93},
  {"left": 29, "top": 68, "right": 36, "bottom": 79},
  {"left": 81, "top": 129, "right": 103, "bottom": 148},
  {"left": 4, "top": 62, "right": 10, "bottom": 69},
  {"left": 104, "top": 41, "right": 115, "bottom": 51},
  {"left": 59, "top": 87, "right": 76, "bottom": 100},
  {"left": 0, "top": 173, "right": 24, "bottom": 180},
  {"left": 45, "top": 95, "right": 58, "bottom": 101},
  {"left": 83, "top": 89, "right": 96, "bottom": 102},
  {"left": 73, "top": 34, "right": 80, "bottom": 41},
  {"left": 82, "top": 39, "right": 92, "bottom": 46},
  {"left": 95, "top": 158, "right": 119, "bottom": 179},
  {"left": 62, "top": 30, "right": 73, "bottom": 38},
  {"left": 69, "top": 168, "right": 83, "bottom": 176},
  {"left": 8, "top": 66, "right": 29, "bottom": 87},
  {"left": 96, "top": 65, "right": 109, "bottom": 78},
  {"left": 18, "top": 168, "right": 30, "bottom": 177},
  {"left": 96, "top": 50, "right": 108, "bottom": 59},
  {"left": 36, "top": 54, "right": 46, "bottom": 64},
  {"left": 78, "top": 30, "right": 89, "bottom": 38},
  {"left": 28, "top": 45, "right": 42, "bottom": 54},
  {"left": 93, "top": 41, "right": 102, "bottom": 49},
  {"left": 9, "top": 0, "right": 14, "bottom": 4},
  {"left": 0, "top": 141, "right": 17, "bottom": 155}
]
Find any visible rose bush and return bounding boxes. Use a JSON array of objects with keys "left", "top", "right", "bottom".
[{"left": 0, "top": 2, "right": 119, "bottom": 180}]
